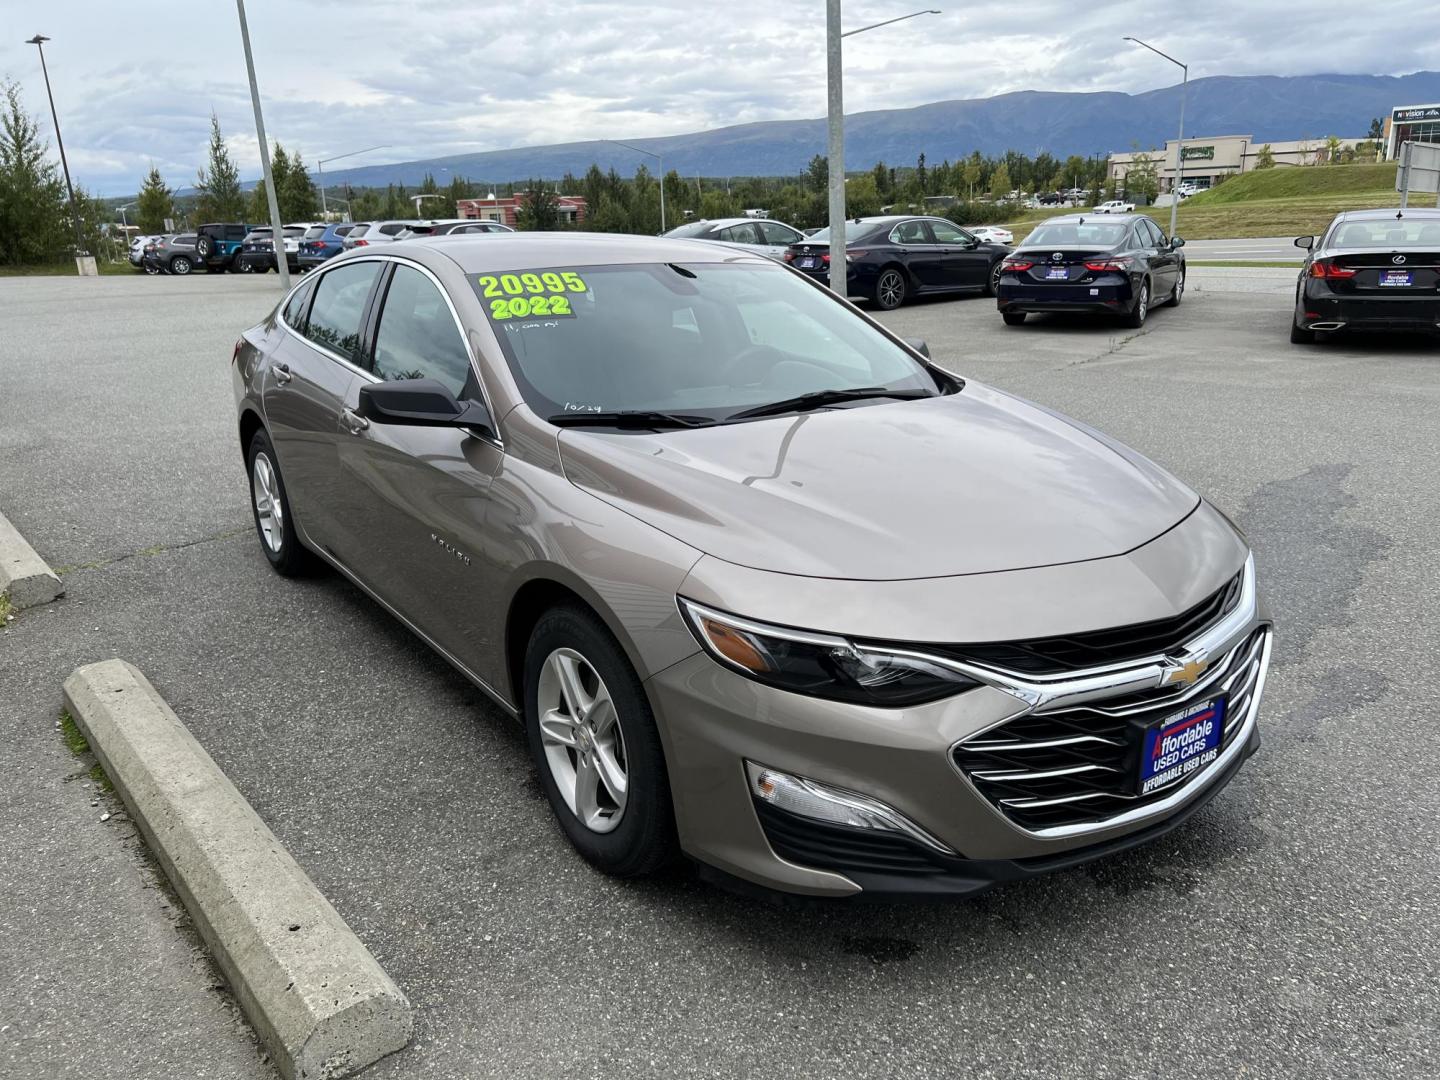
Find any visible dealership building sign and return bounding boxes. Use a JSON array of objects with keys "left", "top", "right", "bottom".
[{"left": 1180, "top": 146, "right": 1216, "bottom": 161}]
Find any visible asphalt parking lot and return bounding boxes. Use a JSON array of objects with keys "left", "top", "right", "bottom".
[{"left": 3, "top": 267, "right": 1438, "bottom": 1079}]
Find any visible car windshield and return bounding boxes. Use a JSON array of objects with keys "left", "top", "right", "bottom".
[
  {"left": 477, "top": 262, "right": 942, "bottom": 422},
  {"left": 1329, "top": 218, "right": 1440, "bottom": 248},
  {"left": 1023, "top": 222, "right": 1129, "bottom": 247},
  {"left": 662, "top": 222, "right": 719, "bottom": 239}
]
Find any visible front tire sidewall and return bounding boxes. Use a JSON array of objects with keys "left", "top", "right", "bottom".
[
  {"left": 246, "top": 430, "right": 312, "bottom": 576},
  {"left": 524, "top": 606, "right": 676, "bottom": 878}
]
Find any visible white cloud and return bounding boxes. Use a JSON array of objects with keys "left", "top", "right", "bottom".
[{"left": 2, "top": 0, "right": 1436, "bottom": 194}]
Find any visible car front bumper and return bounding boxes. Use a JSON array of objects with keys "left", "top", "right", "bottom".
[{"left": 648, "top": 520, "right": 1270, "bottom": 899}]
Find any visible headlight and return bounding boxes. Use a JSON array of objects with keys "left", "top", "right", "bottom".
[{"left": 678, "top": 599, "right": 979, "bottom": 707}]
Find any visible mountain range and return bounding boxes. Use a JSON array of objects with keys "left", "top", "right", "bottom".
[{"left": 307, "top": 71, "right": 1440, "bottom": 190}]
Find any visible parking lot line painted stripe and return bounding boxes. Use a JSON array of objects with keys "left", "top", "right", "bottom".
[
  {"left": 63, "top": 659, "right": 413, "bottom": 1080},
  {"left": 0, "top": 509, "right": 63, "bottom": 610}
]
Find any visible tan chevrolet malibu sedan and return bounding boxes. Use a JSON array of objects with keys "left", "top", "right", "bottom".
[{"left": 232, "top": 233, "right": 1271, "bottom": 899}]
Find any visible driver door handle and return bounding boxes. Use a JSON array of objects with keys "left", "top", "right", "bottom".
[
  {"left": 273, "top": 362, "right": 292, "bottom": 385},
  {"left": 342, "top": 407, "right": 369, "bottom": 434}
]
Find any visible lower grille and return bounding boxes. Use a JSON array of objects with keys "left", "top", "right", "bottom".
[
  {"left": 954, "top": 627, "right": 1268, "bottom": 832},
  {"left": 755, "top": 800, "right": 951, "bottom": 877}
]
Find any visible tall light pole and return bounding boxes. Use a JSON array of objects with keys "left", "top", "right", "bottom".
[
  {"left": 826, "top": 8, "right": 941, "bottom": 293},
  {"left": 607, "top": 139, "right": 665, "bottom": 232},
  {"left": 1124, "top": 36, "right": 1187, "bottom": 240},
  {"left": 235, "top": 0, "right": 289, "bottom": 290},
  {"left": 25, "top": 34, "right": 89, "bottom": 270},
  {"left": 317, "top": 144, "right": 388, "bottom": 219}
]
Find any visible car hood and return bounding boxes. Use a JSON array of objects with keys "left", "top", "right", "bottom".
[{"left": 557, "top": 384, "right": 1199, "bottom": 580}]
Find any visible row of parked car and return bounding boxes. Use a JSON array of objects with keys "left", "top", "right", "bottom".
[{"left": 128, "top": 217, "right": 515, "bottom": 275}]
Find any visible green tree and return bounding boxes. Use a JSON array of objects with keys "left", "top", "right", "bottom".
[
  {"left": 989, "top": 162, "right": 1012, "bottom": 200},
  {"left": 193, "top": 113, "right": 245, "bottom": 222},
  {"left": 1368, "top": 117, "right": 1384, "bottom": 140},
  {"left": 586, "top": 194, "right": 631, "bottom": 233},
  {"left": 281, "top": 148, "right": 318, "bottom": 220},
  {"left": 249, "top": 143, "right": 293, "bottom": 221},
  {"left": 1255, "top": 143, "right": 1276, "bottom": 170},
  {"left": 962, "top": 157, "right": 982, "bottom": 201},
  {"left": 804, "top": 153, "right": 828, "bottom": 193},
  {"left": 871, "top": 160, "right": 891, "bottom": 200},
  {"left": 516, "top": 182, "right": 560, "bottom": 230},
  {"left": 1323, "top": 135, "right": 1342, "bottom": 165},
  {"left": 844, "top": 174, "right": 881, "bottom": 217},
  {"left": 1124, "top": 149, "right": 1159, "bottom": 202},
  {"left": 0, "top": 81, "right": 68, "bottom": 263},
  {"left": 135, "top": 165, "right": 174, "bottom": 232}
]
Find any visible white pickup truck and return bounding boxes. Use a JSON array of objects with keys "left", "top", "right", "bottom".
[{"left": 1092, "top": 200, "right": 1137, "bottom": 214}]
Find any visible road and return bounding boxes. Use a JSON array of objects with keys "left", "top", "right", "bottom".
[
  {"left": 2, "top": 267, "right": 1438, "bottom": 1079},
  {"left": 1175, "top": 236, "right": 1305, "bottom": 262}
]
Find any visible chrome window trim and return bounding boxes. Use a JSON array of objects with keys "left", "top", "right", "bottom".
[{"left": 273, "top": 253, "right": 504, "bottom": 450}]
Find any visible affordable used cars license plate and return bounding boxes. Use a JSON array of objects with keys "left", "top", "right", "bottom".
[
  {"left": 1046, "top": 267, "right": 1069, "bottom": 280},
  {"left": 798, "top": 257, "right": 817, "bottom": 268},
  {"left": 1137, "top": 697, "right": 1226, "bottom": 795},
  {"left": 1379, "top": 270, "right": 1412, "bottom": 286}
]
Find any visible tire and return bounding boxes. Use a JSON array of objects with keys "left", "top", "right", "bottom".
[
  {"left": 246, "top": 429, "right": 316, "bottom": 576},
  {"left": 1167, "top": 269, "right": 1184, "bottom": 306},
  {"left": 523, "top": 605, "right": 677, "bottom": 878},
  {"left": 1002, "top": 311, "right": 1027, "bottom": 326},
  {"left": 985, "top": 259, "right": 1003, "bottom": 297},
  {"left": 196, "top": 235, "right": 214, "bottom": 260},
  {"left": 1123, "top": 279, "right": 1150, "bottom": 328},
  {"left": 872, "top": 267, "right": 907, "bottom": 310},
  {"left": 1290, "top": 318, "right": 1316, "bottom": 344},
  {"left": 169, "top": 255, "right": 192, "bottom": 276},
  {"left": 238, "top": 259, "right": 256, "bottom": 274}
]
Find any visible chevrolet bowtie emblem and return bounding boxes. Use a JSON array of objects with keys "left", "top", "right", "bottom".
[{"left": 1162, "top": 657, "right": 1209, "bottom": 687}]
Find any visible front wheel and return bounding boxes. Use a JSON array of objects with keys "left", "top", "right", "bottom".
[
  {"left": 246, "top": 430, "right": 315, "bottom": 576},
  {"left": 1167, "top": 270, "right": 1184, "bottom": 306},
  {"left": 872, "top": 267, "right": 907, "bottom": 310},
  {"left": 524, "top": 606, "right": 676, "bottom": 878},
  {"left": 1124, "top": 279, "right": 1150, "bottom": 328}
]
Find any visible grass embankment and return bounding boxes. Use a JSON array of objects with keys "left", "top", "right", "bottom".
[
  {"left": 0, "top": 260, "right": 137, "bottom": 277},
  {"left": 1003, "top": 162, "right": 1402, "bottom": 241}
]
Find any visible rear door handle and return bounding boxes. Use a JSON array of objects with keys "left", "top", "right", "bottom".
[
  {"left": 342, "top": 408, "right": 369, "bottom": 434},
  {"left": 273, "top": 362, "right": 292, "bottom": 385}
]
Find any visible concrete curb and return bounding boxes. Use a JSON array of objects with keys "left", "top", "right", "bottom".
[
  {"left": 0, "top": 509, "right": 63, "bottom": 609},
  {"left": 64, "top": 660, "right": 413, "bottom": 1079}
]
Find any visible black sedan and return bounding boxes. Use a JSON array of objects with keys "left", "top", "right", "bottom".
[
  {"left": 995, "top": 214, "right": 1185, "bottom": 328},
  {"left": 1290, "top": 208, "right": 1440, "bottom": 343},
  {"left": 784, "top": 215, "right": 1011, "bottom": 310}
]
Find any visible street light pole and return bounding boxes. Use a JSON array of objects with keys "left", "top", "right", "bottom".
[
  {"left": 607, "top": 140, "right": 665, "bottom": 232},
  {"left": 25, "top": 35, "right": 88, "bottom": 270},
  {"left": 1124, "top": 36, "right": 1187, "bottom": 240},
  {"left": 826, "top": 8, "right": 941, "bottom": 294},
  {"left": 317, "top": 144, "right": 389, "bottom": 220},
  {"left": 235, "top": 0, "right": 289, "bottom": 290}
]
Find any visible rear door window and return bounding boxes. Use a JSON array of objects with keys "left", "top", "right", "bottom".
[
  {"left": 370, "top": 265, "right": 473, "bottom": 398},
  {"left": 890, "top": 220, "right": 931, "bottom": 245},
  {"left": 758, "top": 221, "right": 801, "bottom": 246},
  {"left": 303, "top": 262, "right": 382, "bottom": 364},
  {"left": 379, "top": 223, "right": 407, "bottom": 236}
]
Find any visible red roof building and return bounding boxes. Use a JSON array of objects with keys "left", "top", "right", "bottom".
[{"left": 457, "top": 194, "right": 587, "bottom": 227}]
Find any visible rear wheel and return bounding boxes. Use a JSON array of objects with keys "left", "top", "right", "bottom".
[
  {"left": 524, "top": 606, "right": 676, "bottom": 878},
  {"left": 246, "top": 430, "right": 316, "bottom": 576},
  {"left": 1290, "top": 318, "right": 1316, "bottom": 344},
  {"left": 237, "top": 258, "right": 255, "bottom": 274},
  {"left": 169, "top": 255, "right": 192, "bottom": 276},
  {"left": 985, "top": 259, "right": 1003, "bottom": 297},
  {"left": 1002, "top": 311, "right": 1027, "bottom": 326},
  {"left": 872, "top": 267, "right": 907, "bottom": 310},
  {"left": 1123, "top": 279, "right": 1150, "bottom": 328}
]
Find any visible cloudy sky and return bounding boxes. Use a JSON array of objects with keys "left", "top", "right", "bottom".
[{"left": 3, "top": 0, "right": 1437, "bottom": 195}]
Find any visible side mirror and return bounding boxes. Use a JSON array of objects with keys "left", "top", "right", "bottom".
[
  {"left": 357, "top": 378, "right": 493, "bottom": 432},
  {"left": 904, "top": 337, "right": 931, "bottom": 359},
  {"left": 1171, "top": 236, "right": 1186, "bottom": 248},
  {"left": 1294, "top": 235, "right": 1315, "bottom": 250}
]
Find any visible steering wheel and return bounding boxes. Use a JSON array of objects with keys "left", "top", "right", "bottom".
[{"left": 719, "top": 343, "right": 790, "bottom": 386}]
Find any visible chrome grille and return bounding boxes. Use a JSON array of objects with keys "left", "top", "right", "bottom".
[{"left": 954, "top": 627, "right": 1268, "bottom": 832}]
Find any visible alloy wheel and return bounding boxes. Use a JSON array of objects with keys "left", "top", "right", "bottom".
[
  {"left": 877, "top": 270, "right": 905, "bottom": 309},
  {"left": 251, "top": 452, "right": 284, "bottom": 553},
  {"left": 172, "top": 257, "right": 191, "bottom": 275},
  {"left": 1137, "top": 283, "right": 1148, "bottom": 321},
  {"left": 537, "top": 647, "right": 628, "bottom": 833}
]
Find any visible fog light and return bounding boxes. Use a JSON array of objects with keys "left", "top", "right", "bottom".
[{"left": 745, "top": 762, "right": 954, "bottom": 854}]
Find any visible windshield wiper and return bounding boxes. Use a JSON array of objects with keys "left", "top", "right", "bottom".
[
  {"left": 725, "top": 387, "right": 935, "bottom": 422},
  {"left": 547, "top": 410, "right": 717, "bottom": 429}
]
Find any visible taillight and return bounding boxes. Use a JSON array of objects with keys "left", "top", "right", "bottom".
[
  {"left": 782, "top": 250, "right": 795, "bottom": 262},
  {"left": 354, "top": 239, "right": 368, "bottom": 246},
  {"left": 1084, "top": 258, "right": 1132, "bottom": 271},
  {"left": 844, "top": 249, "right": 868, "bottom": 263},
  {"left": 1311, "top": 260, "right": 1356, "bottom": 279},
  {"left": 821, "top": 253, "right": 831, "bottom": 264},
  {"left": 1002, "top": 259, "right": 1034, "bottom": 271},
  {"left": 314, "top": 241, "right": 326, "bottom": 249},
  {"left": 231, "top": 339, "right": 243, "bottom": 365}
]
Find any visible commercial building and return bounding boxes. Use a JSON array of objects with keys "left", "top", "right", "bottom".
[
  {"left": 1108, "top": 133, "right": 1367, "bottom": 193},
  {"left": 457, "top": 193, "right": 587, "bottom": 227},
  {"left": 1383, "top": 104, "right": 1440, "bottom": 160}
]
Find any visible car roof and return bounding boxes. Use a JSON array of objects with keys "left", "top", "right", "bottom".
[
  {"left": 1036, "top": 213, "right": 1143, "bottom": 224},
  {"left": 367, "top": 231, "right": 773, "bottom": 274},
  {"left": 1332, "top": 207, "right": 1440, "bottom": 222}
]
